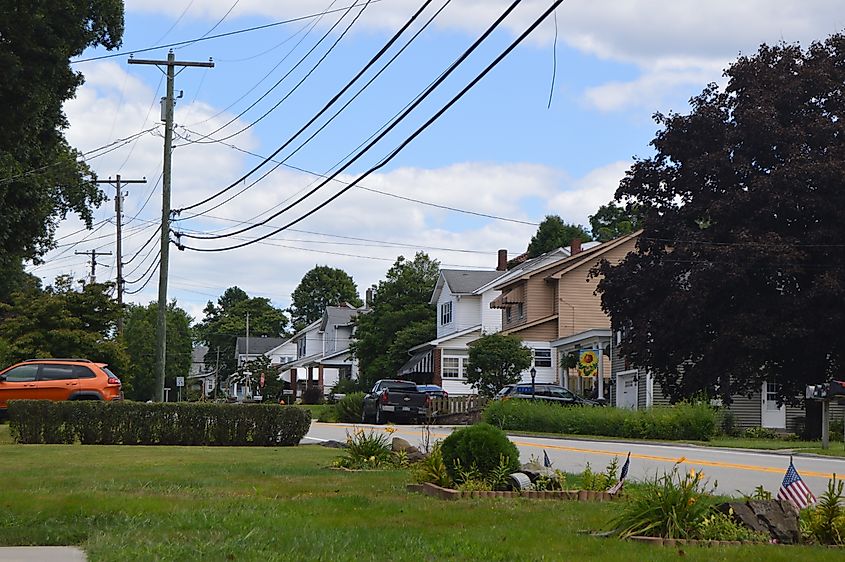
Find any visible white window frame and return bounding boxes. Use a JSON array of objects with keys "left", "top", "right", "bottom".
[
  {"left": 533, "top": 348, "right": 552, "bottom": 368},
  {"left": 440, "top": 301, "right": 453, "bottom": 325},
  {"left": 441, "top": 352, "right": 468, "bottom": 379}
]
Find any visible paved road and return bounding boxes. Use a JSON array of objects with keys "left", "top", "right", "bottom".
[
  {"left": 306, "top": 421, "right": 845, "bottom": 498},
  {"left": 0, "top": 547, "right": 86, "bottom": 561}
]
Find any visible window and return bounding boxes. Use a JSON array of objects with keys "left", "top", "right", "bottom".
[
  {"left": 440, "top": 301, "right": 453, "bottom": 325},
  {"left": 297, "top": 338, "right": 306, "bottom": 358},
  {"left": 74, "top": 366, "right": 96, "bottom": 379},
  {"left": 505, "top": 307, "right": 512, "bottom": 323},
  {"left": 39, "top": 365, "right": 76, "bottom": 381},
  {"left": 441, "top": 353, "right": 468, "bottom": 379},
  {"left": 533, "top": 349, "right": 552, "bottom": 368},
  {"left": 3, "top": 364, "right": 38, "bottom": 382},
  {"left": 517, "top": 302, "right": 524, "bottom": 319}
]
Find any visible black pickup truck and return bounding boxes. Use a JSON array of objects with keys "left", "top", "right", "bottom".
[{"left": 361, "top": 379, "right": 430, "bottom": 424}]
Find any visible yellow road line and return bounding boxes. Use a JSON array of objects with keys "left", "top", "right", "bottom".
[{"left": 316, "top": 423, "right": 839, "bottom": 480}]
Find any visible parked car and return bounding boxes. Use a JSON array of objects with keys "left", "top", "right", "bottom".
[
  {"left": 361, "top": 379, "right": 429, "bottom": 424},
  {"left": 416, "top": 384, "right": 448, "bottom": 399},
  {"left": 0, "top": 358, "right": 123, "bottom": 412},
  {"left": 494, "top": 383, "right": 600, "bottom": 406}
]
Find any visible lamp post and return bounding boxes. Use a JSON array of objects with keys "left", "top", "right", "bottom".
[{"left": 530, "top": 367, "right": 537, "bottom": 399}]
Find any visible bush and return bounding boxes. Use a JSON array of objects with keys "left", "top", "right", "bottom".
[
  {"left": 302, "top": 385, "right": 324, "bottom": 405},
  {"left": 440, "top": 423, "right": 520, "bottom": 483},
  {"left": 335, "top": 392, "right": 364, "bottom": 423},
  {"left": 8, "top": 400, "right": 311, "bottom": 446},
  {"left": 483, "top": 400, "right": 717, "bottom": 441}
]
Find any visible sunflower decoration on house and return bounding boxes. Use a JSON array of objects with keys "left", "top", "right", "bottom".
[{"left": 578, "top": 349, "right": 599, "bottom": 378}]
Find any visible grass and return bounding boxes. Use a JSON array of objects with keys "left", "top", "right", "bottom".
[
  {"left": 296, "top": 403, "right": 338, "bottom": 421},
  {"left": 0, "top": 436, "right": 842, "bottom": 561}
]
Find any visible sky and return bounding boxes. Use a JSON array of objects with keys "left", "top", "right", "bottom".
[{"left": 29, "top": 0, "right": 845, "bottom": 324}]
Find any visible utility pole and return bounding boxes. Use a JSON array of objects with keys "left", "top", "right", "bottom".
[
  {"left": 75, "top": 249, "right": 112, "bottom": 284},
  {"left": 95, "top": 175, "right": 146, "bottom": 334},
  {"left": 215, "top": 347, "right": 221, "bottom": 399},
  {"left": 129, "top": 51, "right": 214, "bottom": 402}
]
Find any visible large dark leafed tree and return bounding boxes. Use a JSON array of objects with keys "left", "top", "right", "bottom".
[
  {"left": 0, "top": 2, "right": 124, "bottom": 272},
  {"left": 595, "top": 34, "right": 845, "bottom": 405},
  {"left": 526, "top": 215, "right": 592, "bottom": 258},
  {"left": 289, "top": 265, "right": 363, "bottom": 331}
]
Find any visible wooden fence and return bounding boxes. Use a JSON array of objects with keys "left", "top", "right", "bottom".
[{"left": 428, "top": 395, "right": 489, "bottom": 417}]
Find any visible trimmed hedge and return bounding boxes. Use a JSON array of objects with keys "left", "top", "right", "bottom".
[
  {"left": 483, "top": 400, "right": 717, "bottom": 441},
  {"left": 8, "top": 400, "right": 311, "bottom": 446},
  {"left": 440, "top": 423, "right": 520, "bottom": 481}
]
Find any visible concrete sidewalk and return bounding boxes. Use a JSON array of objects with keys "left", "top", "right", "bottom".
[{"left": 0, "top": 547, "right": 85, "bottom": 561}]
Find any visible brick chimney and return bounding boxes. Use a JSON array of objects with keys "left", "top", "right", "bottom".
[
  {"left": 570, "top": 238, "right": 582, "bottom": 255},
  {"left": 496, "top": 249, "right": 508, "bottom": 271}
]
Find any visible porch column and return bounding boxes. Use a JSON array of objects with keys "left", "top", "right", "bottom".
[
  {"left": 289, "top": 369, "right": 296, "bottom": 402},
  {"left": 318, "top": 364, "right": 324, "bottom": 389},
  {"left": 306, "top": 366, "right": 313, "bottom": 389},
  {"left": 433, "top": 348, "right": 442, "bottom": 386}
]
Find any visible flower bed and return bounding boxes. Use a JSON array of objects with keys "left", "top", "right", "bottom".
[{"left": 409, "top": 482, "right": 621, "bottom": 502}]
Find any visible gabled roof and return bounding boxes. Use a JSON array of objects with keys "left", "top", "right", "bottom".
[
  {"left": 430, "top": 269, "right": 506, "bottom": 304},
  {"left": 320, "top": 304, "right": 360, "bottom": 331},
  {"left": 409, "top": 325, "right": 482, "bottom": 352},
  {"left": 236, "top": 336, "right": 287, "bottom": 355},
  {"left": 475, "top": 247, "right": 571, "bottom": 294}
]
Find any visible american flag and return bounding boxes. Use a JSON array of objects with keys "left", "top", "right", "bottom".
[
  {"left": 543, "top": 450, "right": 552, "bottom": 468},
  {"left": 608, "top": 452, "right": 631, "bottom": 495},
  {"left": 776, "top": 460, "right": 816, "bottom": 510}
]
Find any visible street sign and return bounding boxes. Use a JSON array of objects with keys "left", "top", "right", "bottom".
[{"left": 176, "top": 376, "right": 185, "bottom": 387}]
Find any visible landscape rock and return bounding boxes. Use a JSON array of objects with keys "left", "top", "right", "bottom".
[
  {"left": 520, "top": 461, "right": 558, "bottom": 482},
  {"left": 392, "top": 437, "right": 425, "bottom": 462},
  {"left": 716, "top": 499, "right": 800, "bottom": 544}
]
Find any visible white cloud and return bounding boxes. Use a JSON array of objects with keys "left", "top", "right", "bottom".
[{"left": 546, "top": 160, "right": 630, "bottom": 223}]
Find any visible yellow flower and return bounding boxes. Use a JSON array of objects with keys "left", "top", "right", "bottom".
[
  {"left": 689, "top": 468, "right": 696, "bottom": 479},
  {"left": 384, "top": 425, "right": 397, "bottom": 435},
  {"left": 580, "top": 351, "right": 598, "bottom": 367},
  {"left": 677, "top": 456, "right": 687, "bottom": 464}
]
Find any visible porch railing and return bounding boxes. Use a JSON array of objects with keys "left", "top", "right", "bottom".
[{"left": 428, "top": 395, "right": 489, "bottom": 417}]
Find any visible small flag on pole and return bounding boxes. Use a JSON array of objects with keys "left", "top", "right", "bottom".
[
  {"left": 608, "top": 452, "right": 631, "bottom": 495},
  {"left": 776, "top": 457, "right": 816, "bottom": 510},
  {"left": 543, "top": 450, "right": 552, "bottom": 468}
]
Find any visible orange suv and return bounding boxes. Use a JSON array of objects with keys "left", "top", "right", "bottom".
[{"left": 0, "top": 358, "right": 123, "bottom": 411}]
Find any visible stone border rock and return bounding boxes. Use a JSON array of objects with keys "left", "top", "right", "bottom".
[
  {"left": 408, "top": 482, "right": 622, "bottom": 501},
  {"left": 626, "top": 536, "right": 760, "bottom": 547}
]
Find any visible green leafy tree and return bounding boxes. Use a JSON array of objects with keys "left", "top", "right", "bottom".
[
  {"left": 0, "top": 2, "right": 123, "bottom": 264},
  {"left": 194, "top": 286, "right": 289, "bottom": 381},
  {"left": 526, "top": 215, "right": 592, "bottom": 258},
  {"left": 123, "top": 301, "right": 192, "bottom": 401},
  {"left": 289, "top": 266, "right": 362, "bottom": 330},
  {"left": 235, "top": 355, "right": 281, "bottom": 402},
  {"left": 589, "top": 201, "right": 641, "bottom": 242},
  {"left": 0, "top": 275, "right": 128, "bottom": 375},
  {"left": 351, "top": 253, "right": 439, "bottom": 389},
  {"left": 596, "top": 34, "right": 845, "bottom": 404},
  {"left": 465, "top": 333, "right": 533, "bottom": 397}
]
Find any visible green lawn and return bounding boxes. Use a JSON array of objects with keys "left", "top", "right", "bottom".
[{"left": 0, "top": 437, "right": 842, "bottom": 561}]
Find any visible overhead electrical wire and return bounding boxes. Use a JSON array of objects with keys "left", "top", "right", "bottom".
[
  {"left": 177, "top": 0, "right": 367, "bottom": 146},
  {"left": 177, "top": 0, "right": 565, "bottom": 253},
  {"left": 174, "top": 0, "right": 450, "bottom": 220},
  {"left": 123, "top": 225, "right": 162, "bottom": 266},
  {"left": 176, "top": 0, "right": 527, "bottom": 244},
  {"left": 124, "top": 260, "right": 160, "bottom": 295},
  {"left": 71, "top": 1, "right": 385, "bottom": 64},
  {"left": 124, "top": 248, "right": 161, "bottom": 284}
]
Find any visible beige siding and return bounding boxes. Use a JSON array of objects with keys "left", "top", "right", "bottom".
[{"left": 511, "top": 319, "right": 558, "bottom": 341}]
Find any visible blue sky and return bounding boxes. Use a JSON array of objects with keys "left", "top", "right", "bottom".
[{"left": 32, "top": 0, "right": 845, "bottom": 321}]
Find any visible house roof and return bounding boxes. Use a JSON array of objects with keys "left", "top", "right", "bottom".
[
  {"left": 236, "top": 336, "right": 287, "bottom": 355},
  {"left": 409, "top": 325, "right": 482, "bottom": 352},
  {"left": 320, "top": 304, "right": 360, "bottom": 331},
  {"left": 430, "top": 269, "right": 506, "bottom": 304},
  {"left": 475, "top": 247, "right": 572, "bottom": 294},
  {"left": 500, "top": 314, "right": 558, "bottom": 335},
  {"left": 192, "top": 345, "right": 208, "bottom": 364}
]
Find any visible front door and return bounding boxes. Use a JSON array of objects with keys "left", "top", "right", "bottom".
[
  {"left": 761, "top": 381, "right": 786, "bottom": 429},
  {"left": 617, "top": 371, "right": 638, "bottom": 410}
]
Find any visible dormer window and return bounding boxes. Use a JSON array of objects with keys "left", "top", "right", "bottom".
[{"left": 440, "top": 301, "right": 453, "bottom": 325}]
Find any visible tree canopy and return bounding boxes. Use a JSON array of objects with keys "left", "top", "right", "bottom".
[
  {"left": 465, "top": 333, "right": 533, "bottom": 398},
  {"left": 194, "top": 287, "right": 289, "bottom": 380},
  {"left": 0, "top": 1, "right": 124, "bottom": 264},
  {"left": 595, "top": 34, "right": 845, "bottom": 404},
  {"left": 351, "top": 253, "right": 439, "bottom": 389},
  {"left": 526, "top": 215, "right": 592, "bottom": 258},
  {"left": 589, "top": 202, "right": 641, "bottom": 242},
  {"left": 289, "top": 265, "right": 362, "bottom": 330},
  {"left": 123, "top": 301, "right": 192, "bottom": 401}
]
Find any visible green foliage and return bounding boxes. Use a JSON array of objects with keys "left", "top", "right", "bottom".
[
  {"left": 741, "top": 485, "right": 772, "bottom": 501},
  {"left": 743, "top": 426, "right": 781, "bottom": 440},
  {"left": 595, "top": 34, "right": 845, "bottom": 404},
  {"left": 483, "top": 400, "right": 717, "bottom": 441},
  {"left": 289, "top": 266, "right": 362, "bottom": 330},
  {"left": 589, "top": 201, "right": 641, "bottom": 242},
  {"left": 0, "top": 1, "right": 123, "bottom": 264},
  {"left": 233, "top": 355, "right": 279, "bottom": 402},
  {"left": 609, "top": 464, "right": 716, "bottom": 539},
  {"left": 718, "top": 409, "right": 740, "bottom": 437},
  {"left": 526, "top": 215, "right": 592, "bottom": 258},
  {"left": 335, "top": 392, "right": 365, "bottom": 423},
  {"left": 465, "top": 333, "right": 533, "bottom": 398},
  {"left": 332, "top": 428, "right": 407, "bottom": 469},
  {"left": 802, "top": 477, "right": 845, "bottom": 545},
  {"left": 350, "top": 253, "right": 439, "bottom": 389},
  {"left": 302, "top": 385, "right": 324, "bottom": 405},
  {"left": 123, "top": 301, "right": 192, "bottom": 401},
  {"left": 698, "top": 510, "right": 771, "bottom": 542},
  {"left": 193, "top": 286, "right": 289, "bottom": 381},
  {"left": 413, "top": 442, "right": 452, "bottom": 488},
  {"left": 7, "top": 400, "right": 310, "bottom": 446},
  {"left": 580, "top": 457, "right": 620, "bottom": 492},
  {"left": 440, "top": 423, "right": 520, "bottom": 483}
]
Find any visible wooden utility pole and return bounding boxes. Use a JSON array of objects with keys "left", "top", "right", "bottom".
[
  {"left": 129, "top": 51, "right": 214, "bottom": 402},
  {"left": 75, "top": 249, "right": 112, "bottom": 284},
  {"left": 95, "top": 175, "right": 146, "bottom": 334}
]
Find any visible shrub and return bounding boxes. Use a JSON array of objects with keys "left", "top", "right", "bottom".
[
  {"left": 743, "top": 426, "right": 780, "bottom": 440},
  {"left": 717, "top": 409, "right": 740, "bottom": 437},
  {"left": 302, "top": 385, "right": 324, "bottom": 405},
  {"left": 335, "top": 392, "right": 365, "bottom": 423},
  {"left": 483, "top": 400, "right": 717, "bottom": 441},
  {"left": 802, "top": 477, "right": 845, "bottom": 545},
  {"left": 440, "top": 423, "right": 520, "bottom": 483},
  {"left": 332, "top": 428, "right": 409, "bottom": 469},
  {"left": 8, "top": 400, "right": 311, "bottom": 446},
  {"left": 413, "top": 442, "right": 452, "bottom": 488}
]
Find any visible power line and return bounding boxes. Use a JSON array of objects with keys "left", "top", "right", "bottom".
[
  {"left": 124, "top": 225, "right": 162, "bottom": 265},
  {"left": 125, "top": 259, "right": 160, "bottom": 295},
  {"left": 125, "top": 250, "right": 162, "bottom": 285},
  {"left": 71, "top": 1, "right": 384, "bottom": 64},
  {"left": 176, "top": 0, "right": 528, "bottom": 245}
]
